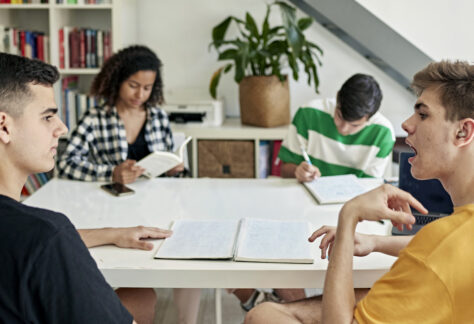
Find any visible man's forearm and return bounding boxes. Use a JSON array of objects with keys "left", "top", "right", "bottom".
[
  {"left": 322, "top": 207, "right": 359, "bottom": 323},
  {"left": 280, "top": 162, "right": 297, "bottom": 178},
  {"left": 78, "top": 228, "right": 116, "bottom": 248},
  {"left": 374, "top": 235, "right": 413, "bottom": 256}
]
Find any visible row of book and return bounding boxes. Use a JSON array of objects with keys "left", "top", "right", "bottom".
[
  {"left": 61, "top": 76, "right": 100, "bottom": 129},
  {"left": 258, "top": 140, "right": 282, "bottom": 178},
  {"left": 0, "top": 0, "right": 48, "bottom": 3},
  {"left": 0, "top": 27, "right": 50, "bottom": 62},
  {"left": 56, "top": 0, "right": 111, "bottom": 3},
  {"left": 22, "top": 173, "right": 51, "bottom": 197},
  {"left": 59, "top": 27, "right": 112, "bottom": 69}
]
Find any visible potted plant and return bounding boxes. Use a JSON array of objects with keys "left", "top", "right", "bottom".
[{"left": 209, "top": 1, "right": 323, "bottom": 127}]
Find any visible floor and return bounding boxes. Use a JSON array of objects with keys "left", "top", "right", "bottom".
[{"left": 154, "top": 288, "right": 246, "bottom": 324}]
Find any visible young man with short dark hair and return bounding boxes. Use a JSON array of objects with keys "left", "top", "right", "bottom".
[
  {"left": 0, "top": 53, "right": 171, "bottom": 323},
  {"left": 246, "top": 60, "right": 474, "bottom": 323},
  {"left": 280, "top": 73, "right": 395, "bottom": 182}
]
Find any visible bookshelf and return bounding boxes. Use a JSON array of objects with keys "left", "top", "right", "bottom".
[{"left": 1, "top": 0, "right": 138, "bottom": 194}]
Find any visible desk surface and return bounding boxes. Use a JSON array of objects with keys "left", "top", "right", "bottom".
[{"left": 24, "top": 178, "right": 396, "bottom": 288}]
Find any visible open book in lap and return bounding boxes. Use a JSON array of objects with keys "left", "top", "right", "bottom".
[
  {"left": 303, "top": 174, "right": 368, "bottom": 204},
  {"left": 137, "top": 136, "right": 192, "bottom": 178},
  {"left": 154, "top": 218, "right": 315, "bottom": 264}
]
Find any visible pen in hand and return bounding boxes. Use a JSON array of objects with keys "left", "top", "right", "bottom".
[{"left": 300, "top": 145, "right": 312, "bottom": 165}]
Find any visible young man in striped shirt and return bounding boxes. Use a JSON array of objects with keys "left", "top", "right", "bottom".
[{"left": 279, "top": 74, "right": 395, "bottom": 181}]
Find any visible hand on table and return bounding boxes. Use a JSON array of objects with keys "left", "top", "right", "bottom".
[
  {"left": 113, "top": 160, "right": 145, "bottom": 184},
  {"left": 295, "top": 162, "right": 321, "bottom": 182},
  {"left": 111, "top": 226, "right": 172, "bottom": 251}
]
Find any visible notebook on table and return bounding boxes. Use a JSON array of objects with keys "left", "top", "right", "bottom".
[{"left": 392, "top": 152, "right": 454, "bottom": 235}]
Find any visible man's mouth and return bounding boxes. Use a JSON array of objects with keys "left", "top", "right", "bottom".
[{"left": 405, "top": 140, "right": 417, "bottom": 155}]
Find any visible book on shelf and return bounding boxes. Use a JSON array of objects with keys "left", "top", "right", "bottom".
[
  {"left": 270, "top": 140, "right": 283, "bottom": 176},
  {"left": 60, "top": 75, "right": 98, "bottom": 128},
  {"left": 21, "top": 172, "right": 52, "bottom": 196},
  {"left": 137, "top": 136, "right": 192, "bottom": 178},
  {"left": 303, "top": 174, "right": 369, "bottom": 204},
  {"left": 0, "top": 27, "right": 49, "bottom": 62},
  {"left": 59, "top": 26, "right": 110, "bottom": 69},
  {"left": 155, "top": 218, "right": 315, "bottom": 264}
]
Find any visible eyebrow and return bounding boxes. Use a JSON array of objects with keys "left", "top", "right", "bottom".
[
  {"left": 414, "top": 102, "right": 428, "bottom": 110},
  {"left": 128, "top": 80, "right": 154, "bottom": 87},
  {"left": 40, "top": 108, "right": 58, "bottom": 115}
]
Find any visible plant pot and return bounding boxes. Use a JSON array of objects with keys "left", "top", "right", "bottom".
[{"left": 239, "top": 75, "right": 290, "bottom": 128}]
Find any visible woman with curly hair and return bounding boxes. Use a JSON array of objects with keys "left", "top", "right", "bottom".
[
  {"left": 57, "top": 45, "right": 201, "bottom": 324},
  {"left": 57, "top": 45, "right": 184, "bottom": 184}
]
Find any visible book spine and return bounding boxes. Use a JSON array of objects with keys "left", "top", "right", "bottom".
[
  {"left": 79, "top": 28, "right": 85, "bottom": 68},
  {"left": 59, "top": 28, "right": 64, "bottom": 68}
]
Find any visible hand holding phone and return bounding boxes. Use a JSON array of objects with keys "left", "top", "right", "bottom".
[{"left": 100, "top": 183, "right": 135, "bottom": 197}]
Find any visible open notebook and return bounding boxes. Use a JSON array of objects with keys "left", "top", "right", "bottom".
[
  {"left": 154, "top": 218, "right": 315, "bottom": 264},
  {"left": 303, "top": 174, "right": 368, "bottom": 204}
]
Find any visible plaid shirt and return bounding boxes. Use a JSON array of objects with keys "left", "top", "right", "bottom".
[{"left": 57, "top": 105, "right": 174, "bottom": 182}]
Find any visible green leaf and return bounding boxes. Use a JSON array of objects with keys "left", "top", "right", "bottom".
[
  {"left": 245, "top": 12, "right": 259, "bottom": 39},
  {"left": 218, "top": 48, "right": 238, "bottom": 61},
  {"left": 297, "top": 17, "right": 313, "bottom": 31},
  {"left": 268, "top": 40, "right": 288, "bottom": 55},
  {"left": 287, "top": 51, "right": 299, "bottom": 80},
  {"left": 212, "top": 17, "right": 232, "bottom": 45},
  {"left": 307, "top": 40, "right": 324, "bottom": 55}
]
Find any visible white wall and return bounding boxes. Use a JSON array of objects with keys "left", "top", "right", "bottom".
[
  {"left": 136, "top": 0, "right": 417, "bottom": 136},
  {"left": 356, "top": 0, "right": 474, "bottom": 62}
]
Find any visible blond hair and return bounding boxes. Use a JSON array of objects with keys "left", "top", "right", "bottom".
[{"left": 412, "top": 60, "right": 474, "bottom": 121}]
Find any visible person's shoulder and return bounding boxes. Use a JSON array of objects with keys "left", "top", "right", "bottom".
[
  {"left": 149, "top": 105, "right": 168, "bottom": 118},
  {"left": 367, "top": 111, "right": 394, "bottom": 131},
  {"left": 300, "top": 98, "right": 336, "bottom": 114}
]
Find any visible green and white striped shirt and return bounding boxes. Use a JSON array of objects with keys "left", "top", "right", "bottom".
[{"left": 279, "top": 98, "right": 395, "bottom": 178}]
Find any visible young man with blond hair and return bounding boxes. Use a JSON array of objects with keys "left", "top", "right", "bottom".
[{"left": 246, "top": 60, "right": 474, "bottom": 323}]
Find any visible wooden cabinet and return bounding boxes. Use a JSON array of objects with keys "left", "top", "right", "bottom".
[{"left": 171, "top": 118, "right": 288, "bottom": 178}]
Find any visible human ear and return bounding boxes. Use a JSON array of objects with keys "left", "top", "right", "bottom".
[
  {"left": 0, "top": 112, "right": 12, "bottom": 144},
  {"left": 455, "top": 118, "right": 474, "bottom": 147}
]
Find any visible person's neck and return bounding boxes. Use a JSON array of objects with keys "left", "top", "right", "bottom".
[
  {"left": 0, "top": 163, "right": 27, "bottom": 202},
  {"left": 440, "top": 153, "right": 474, "bottom": 207},
  {"left": 115, "top": 101, "right": 145, "bottom": 115}
]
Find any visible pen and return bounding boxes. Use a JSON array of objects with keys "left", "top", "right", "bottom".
[{"left": 300, "top": 145, "right": 312, "bottom": 165}]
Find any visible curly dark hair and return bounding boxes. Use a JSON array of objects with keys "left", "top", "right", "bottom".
[
  {"left": 90, "top": 45, "right": 164, "bottom": 108},
  {"left": 0, "top": 53, "right": 59, "bottom": 117}
]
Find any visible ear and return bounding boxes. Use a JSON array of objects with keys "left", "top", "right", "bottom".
[
  {"left": 455, "top": 118, "right": 474, "bottom": 147},
  {"left": 0, "top": 112, "right": 12, "bottom": 144}
]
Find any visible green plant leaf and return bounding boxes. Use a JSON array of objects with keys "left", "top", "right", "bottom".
[
  {"left": 307, "top": 40, "right": 324, "bottom": 55},
  {"left": 218, "top": 48, "right": 238, "bottom": 61},
  {"left": 297, "top": 17, "right": 313, "bottom": 31},
  {"left": 268, "top": 40, "right": 288, "bottom": 55},
  {"left": 245, "top": 12, "right": 259, "bottom": 39},
  {"left": 212, "top": 17, "right": 232, "bottom": 45}
]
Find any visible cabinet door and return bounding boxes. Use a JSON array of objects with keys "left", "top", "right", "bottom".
[{"left": 198, "top": 140, "right": 255, "bottom": 178}]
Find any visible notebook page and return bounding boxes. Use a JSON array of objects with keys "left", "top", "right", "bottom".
[
  {"left": 155, "top": 219, "right": 240, "bottom": 260},
  {"left": 304, "top": 174, "right": 368, "bottom": 204},
  {"left": 235, "top": 218, "right": 314, "bottom": 264}
]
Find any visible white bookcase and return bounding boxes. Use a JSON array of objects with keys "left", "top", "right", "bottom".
[{"left": 0, "top": 0, "right": 138, "bottom": 103}]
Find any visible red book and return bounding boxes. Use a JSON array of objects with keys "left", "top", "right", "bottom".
[
  {"left": 37, "top": 34, "right": 44, "bottom": 61},
  {"left": 79, "top": 29, "right": 86, "bottom": 68},
  {"left": 19, "top": 30, "right": 26, "bottom": 57},
  {"left": 103, "top": 30, "right": 111, "bottom": 62},
  {"left": 270, "top": 140, "right": 283, "bottom": 177},
  {"left": 69, "top": 29, "right": 80, "bottom": 68},
  {"left": 58, "top": 28, "right": 64, "bottom": 68}
]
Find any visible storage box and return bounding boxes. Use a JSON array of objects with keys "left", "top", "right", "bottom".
[{"left": 198, "top": 140, "right": 255, "bottom": 178}]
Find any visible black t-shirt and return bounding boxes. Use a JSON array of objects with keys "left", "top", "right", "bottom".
[
  {"left": 0, "top": 195, "right": 133, "bottom": 324},
  {"left": 127, "top": 123, "right": 151, "bottom": 161}
]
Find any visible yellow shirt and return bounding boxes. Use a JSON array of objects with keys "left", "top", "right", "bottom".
[{"left": 354, "top": 204, "right": 474, "bottom": 324}]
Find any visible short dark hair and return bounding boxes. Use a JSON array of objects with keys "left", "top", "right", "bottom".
[
  {"left": 412, "top": 60, "right": 474, "bottom": 121},
  {"left": 337, "top": 73, "right": 382, "bottom": 121},
  {"left": 90, "top": 45, "right": 164, "bottom": 108},
  {"left": 0, "top": 53, "right": 59, "bottom": 118}
]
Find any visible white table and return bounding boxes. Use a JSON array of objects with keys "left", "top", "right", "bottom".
[{"left": 25, "top": 178, "right": 396, "bottom": 322}]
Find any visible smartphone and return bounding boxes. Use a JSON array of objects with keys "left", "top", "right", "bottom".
[{"left": 100, "top": 183, "right": 135, "bottom": 197}]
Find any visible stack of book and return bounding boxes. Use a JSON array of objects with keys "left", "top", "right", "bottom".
[
  {"left": 56, "top": 0, "right": 110, "bottom": 3},
  {"left": 22, "top": 173, "right": 51, "bottom": 197},
  {"left": 0, "top": 0, "right": 48, "bottom": 3},
  {"left": 59, "top": 27, "right": 111, "bottom": 69},
  {"left": 61, "top": 76, "right": 99, "bottom": 129},
  {"left": 0, "top": 27, "right": 49, "bottom": 62}
]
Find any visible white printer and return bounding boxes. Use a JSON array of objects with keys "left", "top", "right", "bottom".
[{"left": 162, "top": 100, "right": 224, "bottom": 126}]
